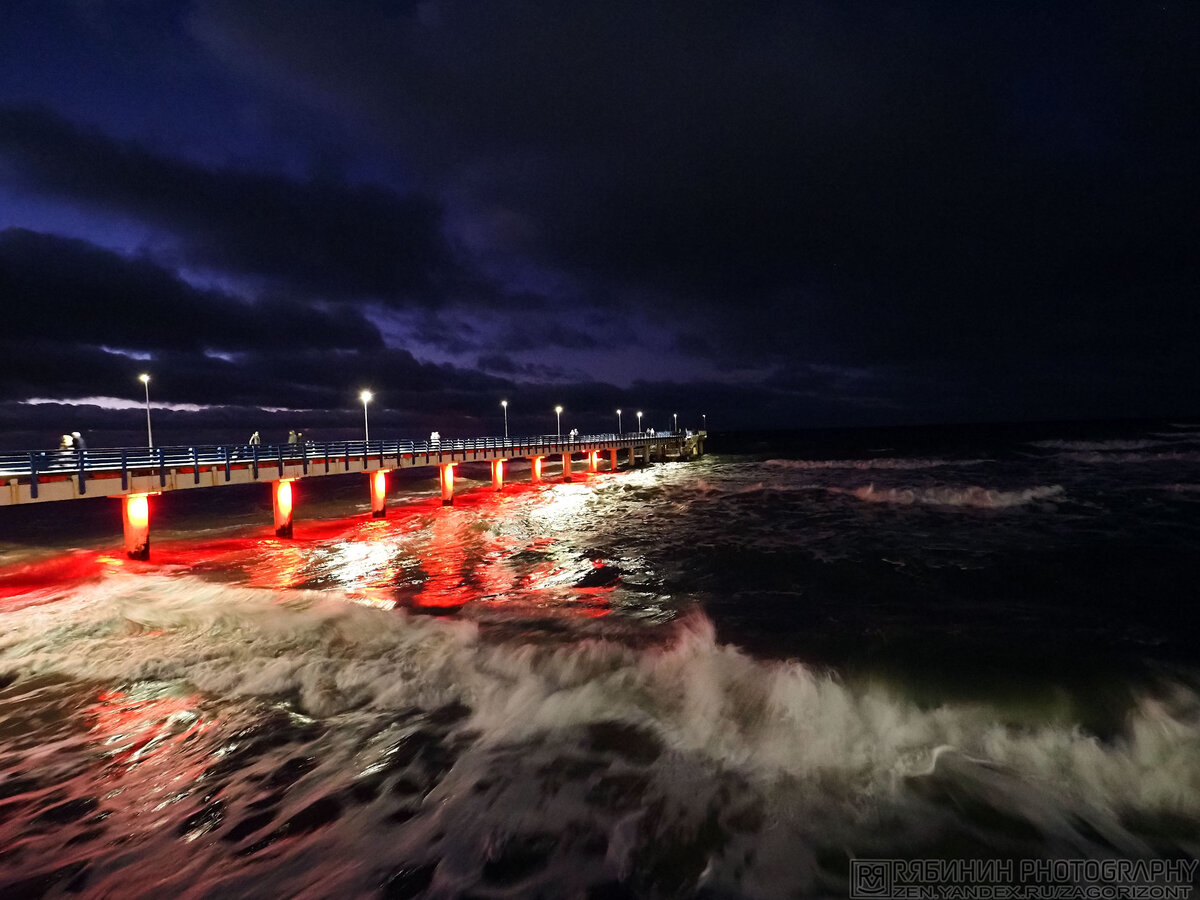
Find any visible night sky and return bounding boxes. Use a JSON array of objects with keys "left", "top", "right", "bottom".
[{"left": 1, "top": 1, "right": 1197, "bottom": 448}]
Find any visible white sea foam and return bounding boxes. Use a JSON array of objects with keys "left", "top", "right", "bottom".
[
  {"left": 836, "top": 484, "right": 1064, "bottom": 508},
  {"left": 1029, "top": 439, "right": 1175, "bottom": 451},
  {"left": 1148, "top": 483, "right": 1200, "bottom": 496},
  {"left": 0, "top": 572, "right": 1197, "bottom": 825},
  {"left": 1058, "top": 450, "right": 1200, "bottom": 465},
  {"left": 766, "top": 457, "right": 985, "bottom": 471}
]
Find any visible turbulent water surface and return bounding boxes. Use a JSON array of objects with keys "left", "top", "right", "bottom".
[{"left": 1, "top": 422, "right": 1199, "bottom": 898}]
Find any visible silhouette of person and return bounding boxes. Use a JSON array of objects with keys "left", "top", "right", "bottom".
[
  {"left": 71, "top": 431, "right": 87, "bottom": 451},
  {"left": 287, "top": 430, "right": 298, "bottom": 444}
]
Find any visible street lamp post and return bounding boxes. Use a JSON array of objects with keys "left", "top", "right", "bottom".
[
  {"left": 702, "top": 413, "right": 707, "bottom": 431},
  {"left": 673, "top": 412, "right": 678, "bottom": 433},
  {"left": 501, "top": 400, "right": 508, "bottom": 439},
  {"left": 636, "top": 410, "right": 643, "bottom": 433},
  {"left": 360, "top": 390, "right": 373, "bottom": 443},
  {"left": 555, "top": 405, "right": 563, "bottom": 438},
  {"left": 138, "top": 373, "right": 152, "bottom": 448},
  {"left": 616, "top": 409, "right": 622, "bottom": 434}
]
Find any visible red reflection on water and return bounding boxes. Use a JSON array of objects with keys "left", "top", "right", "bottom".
[
  {"left": 413, "top": 499, "right": 499, "bottom": 612},
  {"left": 0, "top": 551, "right": 110, "bottom": 608},
  {"left": 245, "top": 539, "right": 313, "bottom": 590},
  {"left": 85, "top": 689, "right": 212, "bottom": 781},
  {"left": 0, "top": 465, "right": 629, "bottom": 621}
]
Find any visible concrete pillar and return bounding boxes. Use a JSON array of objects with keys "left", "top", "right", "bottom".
[
  {"left": 122, "top": 493, "right": 150, "bottom": 560},
  {"left": 561, "top": 452, "right": 572, "bottom": 482},
  {"left": 491, "top": 458, "right": 505, "bottom": 491},
  {"left": 628, "top": 446, "right": 636, "bottom": 467},
  {"left": 529, "top": 456, "right": 543, "bottom": 483},
  {"left": 439, "top": 463, "right": 455, "bottom": 506},
  {"left": 610, "top": 449, "right": 619, "bottom": 470},
  {"left": 369, "top": 469, "right": 389, "bottom": 518},
  {"left": 272, "top": 479, "right": 294, "bottom": 538},
  {"left": 588, "top": 450, "right": 599, "bottom": 472}
]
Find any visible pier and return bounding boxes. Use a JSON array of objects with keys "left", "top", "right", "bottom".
[{"left": 0, "top": 431, "right": 705, "bottom": 559}]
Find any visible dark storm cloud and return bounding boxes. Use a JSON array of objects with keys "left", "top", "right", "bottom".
[
  {"left": 194, "top": 0, "right": 1200, "bottom": 379},
  {"left": 476, "top": 353, "right": 573, "bottom": 382},
  {"left": 0, "top": 227, "right": 382, "bottom": 355},
  {"left": 0, "top": 1, "right": 1195, "bottom": 432},
  {"left": 0, "top": 228, "right": 506, "bottom": 416},
  {"left": 0, "top": 106, "right": 467, "bottom": 305}
]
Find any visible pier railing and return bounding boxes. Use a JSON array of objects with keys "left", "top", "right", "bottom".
[
  {"left": 0, "top": 432, "right": 682, "bottom": 491},
  {"left": 0, "top": 429, "right": 707, "bottom": 555}
]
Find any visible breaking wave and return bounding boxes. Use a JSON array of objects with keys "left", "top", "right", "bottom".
[
  {"left": 1029, "top": 439, "right": 1178, "bottom": 452},
  {"left": 0, "top": 572, "right": 1198, "bottom": 895},
  {"left": 0, "top": 573, "right": 1195, "bottom": 809},
  {"left": 766, "top": 457, "right": 985, "bottom": 471},
  {"left": 1058, "top": 450, "right": 1200, "bottom": 465},
  {"left": 836, "top": 484, "right": 1064, "bottom": 508}
]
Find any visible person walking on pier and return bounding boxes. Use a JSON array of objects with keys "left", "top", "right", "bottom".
[
  {"left": 287, "top": 430, "right": 298, "bottom": 444},
  {"left": 71, "top": 431, "right": 87, "bottom": 451},
  {"left": 248, "top": 431, "right": 261, "bottom": 446}
]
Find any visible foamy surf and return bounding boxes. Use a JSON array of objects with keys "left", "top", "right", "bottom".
[
  {"left": 766, "top": 457, "right": 986, "bottom": 470},
  {"left": 835, "top": 484, "right": 1064, "bottom": 508},
  {"left": 1, "top": 575, "right": 1197, "bottom": 813},
  {"left": 2, "top": 423, "right": 1199, "bottom": 898}
]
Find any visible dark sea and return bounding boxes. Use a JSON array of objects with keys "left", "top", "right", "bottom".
[{"left": 1, "top": 421, "right": 1199, "bottom": 899}]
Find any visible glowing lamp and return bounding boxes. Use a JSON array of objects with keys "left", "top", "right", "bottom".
[
  {"left": 277, "top": 480, "right": 293, "bottom": 518},
  {"left": 126, "top": 494, "right": 149, "bottom": 527}
]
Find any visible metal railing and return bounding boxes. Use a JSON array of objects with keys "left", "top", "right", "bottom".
[{"left": 0, "top": 431, "right": 693, "bottom": 496}]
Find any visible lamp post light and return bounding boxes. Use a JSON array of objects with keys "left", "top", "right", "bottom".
[
  {"left": 702, "top": 413, "right": 707, "bottom": 431},
  {"left": 501, "top": 400, "right": 509, "bottom": 439},
  {"left": 138, "top": 373, "right": 152, "bottom": 447},
  {"left": 616, "top": 409, "right": 622, "bottom": 434},
  {"left": 636, "top": 410, "right": 643, "bottom": 433},
  {"left": 360, "top": 390, "right": 373, "bottom": 443},
  {"left": 673, "top": 412, "right": 678, "bottom": 433},
  {"left": 555, "top": 405, "right": 563, "bottom": 438}
]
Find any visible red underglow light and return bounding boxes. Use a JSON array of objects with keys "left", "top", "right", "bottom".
[
  {"left": 125, "top": 494, "right": 149, "bottom": 528},
  {"left": 276, "top": 480, "right": 293, "bottom": 517}
]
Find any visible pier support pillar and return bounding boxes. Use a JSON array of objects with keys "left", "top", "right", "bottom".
[
  {"left": 561, "top": 452, "right": 572, "bottom": 482},
  {"left": 272, "top": 479, "right": 294, "bottom": 538},
  {"left": 121, "top": 493, "right": 151, "bottom": 561},
  {"left": 369, "top": 469, "right": 389, "bottom": 518},
  {"left": 491, "top": 459, "right": 505, "bottom": 491},
  {"left": 629, "top": 447, "right": 636, "bottom": 467},
  {"left": 529, "top": 456, "right": 543, "bottom": 483},
  {"left": 439, "top": 464, "right": 455, "bottom": 506},
  {"left": 588, "top": 451, "right": 599, "bottom": 473},
  {"left": 610, "top": 449, "right": 619, "bottom": 470}
]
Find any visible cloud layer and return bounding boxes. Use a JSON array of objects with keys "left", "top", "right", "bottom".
[{"left": 0, "top": 1, "right": 1197, "bottom": 446}]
